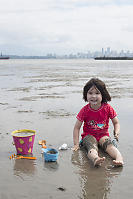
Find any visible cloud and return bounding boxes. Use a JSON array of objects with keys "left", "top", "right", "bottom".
[
  {"left": 0, "top": 0, "right": 133, "bottom": 55},
  {"left": 123, "top": 25, "right": 133, "bottom": 32}
]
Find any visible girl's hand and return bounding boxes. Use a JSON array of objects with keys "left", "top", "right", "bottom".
[
  {"left": 72, "top": 144, "right": 79, "bottom": 151},
  {"left": 114, "top": 131, "right": 119, "bottom": 142}
]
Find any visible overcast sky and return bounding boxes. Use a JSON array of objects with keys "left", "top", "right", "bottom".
[{"left": 1, "top": 0, "right": 133, "bottom": 55}]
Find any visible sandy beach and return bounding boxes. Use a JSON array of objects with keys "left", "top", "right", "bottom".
[{"left": 0, "top": 59, "right": 133, "bottom": 198}]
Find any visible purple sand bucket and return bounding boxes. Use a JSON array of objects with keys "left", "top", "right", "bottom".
[{"left": 11, "top": 129, "right": 36, "bottom": 155}]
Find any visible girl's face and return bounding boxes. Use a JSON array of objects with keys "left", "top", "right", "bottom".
[{"left": 87, "top": 86, "right": 102, "bottom": 108}]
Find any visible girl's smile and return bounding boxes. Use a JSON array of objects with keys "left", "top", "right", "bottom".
[{"left": 87, "top": 86, "right": 102, "bottom": 109}]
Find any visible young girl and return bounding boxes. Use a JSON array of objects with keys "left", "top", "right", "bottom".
[{"left": 73, "top": 78, "right": 123, "bottom": 167}]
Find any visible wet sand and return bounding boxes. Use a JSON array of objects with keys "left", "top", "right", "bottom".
[{"left": 0, "top": 59, "right": 133, "bottom": 198}]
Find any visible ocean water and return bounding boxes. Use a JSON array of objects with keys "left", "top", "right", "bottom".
[{"left": 0, "top": 59, "right": 133, "bottom": 198}]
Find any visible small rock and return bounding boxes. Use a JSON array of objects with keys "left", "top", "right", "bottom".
[{"left": 57, "top": 186, "right": 66, "bottom": 191}]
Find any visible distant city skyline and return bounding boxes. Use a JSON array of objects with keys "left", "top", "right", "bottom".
[
  {"left": 7, "top": 47, "right": 133, "bottom": 59},
  {"left": 1, "top": 0, "right": 133, "bottom": 56}
]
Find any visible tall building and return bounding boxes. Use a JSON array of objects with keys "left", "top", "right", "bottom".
[
  {"left": 101, "top": 48, "right": 104, "bottom": 56},
  {"left": 107, "top": 47, "right": 111, "bottom": 54}
]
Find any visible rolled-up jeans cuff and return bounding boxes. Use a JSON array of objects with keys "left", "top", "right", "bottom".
[{"left": 82, "top": 134, "right": 98, "bottom": 152}]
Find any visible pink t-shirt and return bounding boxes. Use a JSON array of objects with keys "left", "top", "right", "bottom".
[{"left": 76, "top": 103, "right": 117, "bottom": 141}]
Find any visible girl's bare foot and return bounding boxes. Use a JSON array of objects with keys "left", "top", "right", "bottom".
[
  {"left": 94, "top": 157, "right": 105, "bottom": 166},
  {"left": 113, "top": 159, "right": 124, "bottom": 167}
]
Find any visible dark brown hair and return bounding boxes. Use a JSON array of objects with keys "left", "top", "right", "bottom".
[{"left": 83, "top": 78, "right": 111, "bottom": 103}]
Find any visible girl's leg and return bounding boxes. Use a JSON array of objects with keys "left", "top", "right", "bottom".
[
  {"left": 99, "top": 136, "right": 124, "bottom": 166},
  {"left": 87, "top": 148, "right": 105, "bottom": 166},
  {"left": 83, "top": 135, "right": 105, "bottom": 166}
]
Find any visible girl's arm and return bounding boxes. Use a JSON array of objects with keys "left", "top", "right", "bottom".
[
  {"left": 73, "top": 119, "right": 83, "bottom": 151},
  {"left": 111, "top": 116, "right": 120, "bottom": 141}
]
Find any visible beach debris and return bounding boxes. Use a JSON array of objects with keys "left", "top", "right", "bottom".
[
  {"left": 39, "top": 140, "right": 47, "bottom": 148},
  {"left": 57, "top": 186, "right": 66, "bottom": 191},
  {"left": 59, "top": 143, "right": 68, "bottom": 150}
]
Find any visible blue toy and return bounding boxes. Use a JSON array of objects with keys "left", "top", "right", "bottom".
[{"left": 42, "top": 148, "right": 59, "bottom": 162}]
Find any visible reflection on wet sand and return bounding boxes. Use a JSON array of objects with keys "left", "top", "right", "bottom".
[
  {"left": 71, "top": 149, "right": 123, "bottom": 199},
  {"left": 13, "top": 159, "right": 36, "bottom": 177},
  {"left": 43, "top": 161, "right": 59, "bottom": 171}
]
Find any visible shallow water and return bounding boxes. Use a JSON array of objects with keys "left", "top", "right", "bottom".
[{"left": 0, "top": 59, "right": 133, "bottom": 198}]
